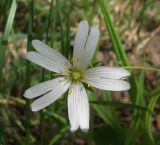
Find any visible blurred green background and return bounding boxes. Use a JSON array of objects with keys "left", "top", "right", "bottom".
[{"left": 0, "top": 0, "right": 160, "bottom": 145}]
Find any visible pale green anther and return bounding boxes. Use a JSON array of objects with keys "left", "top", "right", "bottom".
[
  {"left": 71, "top": 56, "right": 80, "bottom": 62},
  {"left": 87, "top": 83, "right": 91, "bottom": 88},
  {"left": 68, "top": 88, "right": 73, "bottom": 94}
]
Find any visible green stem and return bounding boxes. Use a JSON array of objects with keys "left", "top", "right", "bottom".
[
  {"left": 24, "top": 0, "right": 34, "bottom": 144},
  {"left": 40, "top": 0, "right": 54, "bottom": 144},
  {"left": 122, "top": 66, "right": 160, "bottom": 72}
]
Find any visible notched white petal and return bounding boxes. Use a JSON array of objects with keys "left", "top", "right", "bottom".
[
  {"left": 32, "top": 40, "right": 71, "bottom": 67},
  {"left": 26, "top": 51, "right": 67, "bottom": 75},
  {"left": 68, "top": 84, "right": 89, "bottom": 131},
  {"left": 31, "top": 79, "right": 70, "bottom": 111},
  {"left": 68, "top": 85, "right": 79, "bottom": 132},
  {"left": 24, "top": 77, "right": 65, "bottom": 99},
  {"left": 80, "top": 27, "right": 100, "bottom": 69},
  {"left": 84, "top": 77, "right": 130, "bottom": 91},
  {"left": 73, "top": 20, "right": 89, "bottom": 67},
  {"left": 85, "top": 66, "right": 130, "bottom": 80}
]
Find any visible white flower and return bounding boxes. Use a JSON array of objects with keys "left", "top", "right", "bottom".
[{"left": 24, "top": 20, "right": 130, "bottom": 132}]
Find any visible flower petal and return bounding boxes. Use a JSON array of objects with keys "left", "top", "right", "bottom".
[
  {"left": 67, "top": 85, "right": 79, "bottom": 132},
  {"left": 31, "top": 79, "right": 70, "bottom": 111},
  {"left": 26, "top": 52, "right": 68, "bottom": 75},
  {"left": 32, "top": 40, "right": 71, "bottom": 67},
  {"left": 73, "top": 20, "right": 89, "bottom": 67},
  {"left": 68, "top": 83, "right": 89, "bottom": 132},
  {"left": 84, "top": 75, "right": 130, "bottom": 91},
  {"left": 24, "top": 77, "right": 66, "bottom": 99},
  {"left": 80, "top": 27, "right": 100, "bottom": 69},
  {"left": 85, "top": 66, "right": 130, "bottom": 79}
]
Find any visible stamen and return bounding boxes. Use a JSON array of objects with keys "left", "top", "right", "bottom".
[
  {"left": 89, "top": 64, "right": 93, "bottom": 68},
  {"left": 87, "top": 83, "right": 91, "bottom": 88},
  {"left": 68, "top": 54, "right": 72, "bottom": 62},
  {"left": 72, "top": 56, "right": 80, "bottom": 62},
  {"left": 52, "top": 73, "right": 60, "bottom": 77},
  {"left": 68, "top": 88, "right": 73, "bottom": 94},
  {"left": 64, "top": 67, "right": 71, "bottom": 74}
]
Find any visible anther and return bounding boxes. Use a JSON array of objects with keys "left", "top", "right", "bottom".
[{"left": 68, "top": 88, "right": 73, "bottom": 94}]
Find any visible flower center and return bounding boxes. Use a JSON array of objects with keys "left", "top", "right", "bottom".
[
  {"left": 71, "top": 69, "right": 84, "bottom": 83},
  {"left": 72, "top": 71, "right": 81, "bottom": 80},
  {"left": 65, "top": 67, "right": 84, "bottom": 83}
]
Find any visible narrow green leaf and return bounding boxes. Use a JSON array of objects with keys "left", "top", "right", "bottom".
[
  {"left": 97, "top": 0, "right": 129, "bottom": 66},
  {"left": 51, "top": 2, "right": 58, "bottom": 46},
  {"left": 144, "top": 89, "right": 160, "bottom": 144},
  {"left": 101, "top": 91, "right": 121, "bottom": 131},
  {"left": 49, "top": 126, "right": 69, "bottom": 145},
  {"left": 97, "top": 0, "right": 139, "bottom": 103},
  {"left": 44, "top": 110, "right": 67, "bottom": 125},
  {"left": 3, "top": 0, "right": 17, "bottom": 40},
  {"left": 65, "top": 12, "right": 70, "bottom": 58},
  {"left": 88, "top": 91, "right": 122, "bottom": 131},
  {"left": 0, "top": 0, "right": 17, "bottom": 91},
  {"left": 0, "top": 1, "right": 17, "bottom": 143},
  {"left": 125, "top": 69, "right": 145, "bottom": 145},
  {"left": 56, "top": 0, "right": 65, "bottom": 55},
  {"left": 90, "top": 101, "right": 147, "bottom": 110},
  {"left": 40, "top": 1, "right": 54, "bottom": 144},
  {"left": 122, "top": 66, "right": 160, "bottom": 72},
  {"left": 24, "top": 0, "right": 35, "bottom": 144}
]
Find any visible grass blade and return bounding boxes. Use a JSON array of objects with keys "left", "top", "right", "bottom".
[
  {"left": 97, "top": 0, "right": 139, "bottom": 102},
  {"left": 88, "top": 91, "right": 122, "bottom": 131},
  {"left": 125, "top": 69, "right": 145, "bottom": 145},
  {"left": 24, "top": 0, "right": 35, "bottom": 144},
  {"left": 0, "top": 0, "right": 17, "bottom": 92},
  {"left": 49, "top": 126, "right": 69, "bottom": 145},
  {"left": 0, "top": 0, "right": 17, "bottom": 143},
  {"left": 97, "top": 0, "right": 129, "bottom": 66},
  {"left": 90, "top": 101, "right": 147, "bottom": 110},
  {"left": 144, "top": 88, "right": 160, "bottom": 144}
]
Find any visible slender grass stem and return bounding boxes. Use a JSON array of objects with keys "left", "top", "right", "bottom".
[
  {"left": 144, "top": 88, "right": 160, "bottom": 144},
  {"left": 40, "top": 0, "right": 54, "bottom": 144},
  {"left": 0, "top": 0, "right": 17, "bottom": 143},
  {"left": 24, "top": 0, "right": 34, "bottom": 144},
  {"left": 56, "top": 0, "right": 65, "bottom": 55}
]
